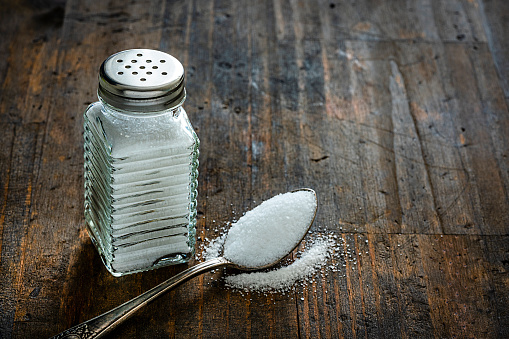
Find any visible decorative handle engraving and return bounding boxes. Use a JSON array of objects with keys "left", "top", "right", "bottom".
[{"left": 51, "top": 323, "right": 93, "bottom": 339}]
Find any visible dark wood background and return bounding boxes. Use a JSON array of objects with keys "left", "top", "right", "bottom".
[{"left": 1, "top": 0, "right": 508, "bottom": 338}]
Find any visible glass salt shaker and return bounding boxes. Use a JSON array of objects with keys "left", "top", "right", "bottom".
[{"left": 83, "top": 49, "right": 199, "bottom": 276}]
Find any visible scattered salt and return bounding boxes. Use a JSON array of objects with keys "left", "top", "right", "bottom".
[
  {"left": 225, "top": 236, "right": 335, "bottom": 293},
  {"left": 222, "top": 190, "right": 317, "bottom": 268}
]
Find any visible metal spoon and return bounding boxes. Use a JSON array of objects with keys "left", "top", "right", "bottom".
[{"left": 50, "top": 188, "right": 317, "bottom": 339}]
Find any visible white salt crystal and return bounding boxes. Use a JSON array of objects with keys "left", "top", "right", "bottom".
[{"left": 222, "top": 190, "right": 317, "bottom": 268}]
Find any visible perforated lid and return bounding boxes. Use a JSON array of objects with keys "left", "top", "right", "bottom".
[{"left": 98, "top": 49, "right": 186, "bottom": 112}]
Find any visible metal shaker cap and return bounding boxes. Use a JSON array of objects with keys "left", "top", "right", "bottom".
[{"left": 98, "top": 49, "right": 186, "bottom": 112}]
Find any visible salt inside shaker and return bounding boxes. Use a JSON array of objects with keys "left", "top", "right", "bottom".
[{"left": 83, "top": 49, "right": 199, "bottom": 276}]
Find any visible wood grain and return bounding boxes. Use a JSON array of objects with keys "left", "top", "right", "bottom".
[{"left": 0, "top": 0, "right": 508, "bottom": 338}]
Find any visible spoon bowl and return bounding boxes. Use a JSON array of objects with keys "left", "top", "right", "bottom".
[
  {"left": 50, "top": 188, "right": 317, "bottom": 339},
  {"left": 224, "top": 188, "right": 318, "bottom": 271}
]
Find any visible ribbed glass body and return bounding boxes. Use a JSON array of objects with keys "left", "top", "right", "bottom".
[{"left": 84, "top": 99, "right": 199, "bottom": 276}]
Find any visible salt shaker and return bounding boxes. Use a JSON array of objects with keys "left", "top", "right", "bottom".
[{"left": 83, "top": 49, "right": 199, "bottom": 276}]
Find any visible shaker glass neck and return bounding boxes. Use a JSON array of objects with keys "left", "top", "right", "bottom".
[{"left": 98, "top": 94, "right": 182, "bottom": 118}]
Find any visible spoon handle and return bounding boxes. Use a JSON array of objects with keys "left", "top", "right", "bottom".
[{"left": 49, "top": 257, "right": 230, "bottom": 339}]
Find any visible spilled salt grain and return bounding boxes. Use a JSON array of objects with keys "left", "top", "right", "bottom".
[
  {"left": 202, "top": 233, "right": 226, "bottom": 261},
  {"left": 224, "top": 235, "right": 334, "bottom": 292},
  {"left": 222, "top": 190, "right": 317, "bottom": 268}
]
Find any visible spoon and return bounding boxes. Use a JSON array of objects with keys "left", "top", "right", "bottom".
[{"left": 50, "top": 188, "right": 317, "bottom": 339}]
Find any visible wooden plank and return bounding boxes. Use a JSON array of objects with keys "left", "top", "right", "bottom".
[
  {"left": 369, "top": 233, "right": 405, "bottom": 338},
  {"left": 0, "top": 2, "right": 63, "bottom": 124},
  {"left": 0, "top": 4, "right": 22, "bottom": 89},
  {"left": 0, "top": 123, "right": 17, "bottom": 338},
  {"left": 480, "top": 0, "right": 509, "bottom": 98},
  {"left": 0, "top": 123, "right": 44, "bottom": 338},
  {"left": 483, "top": 235, "right": 509, "bottom": 339},
  {"left": 420, "top": 235, "right": 501, "bottom": 338},
  {"left": 315, "top": 37, "right": 452, "bottom": 235},
  {"left": 439, "top": 43, "right": 509, "bottom": 234},
  {"left": 313, "top": 35, "right": 509, "bottom": 235},
  {"left": 389, "top": 234, "right": 434, "bottom": 337},
  {"left": 316, "top": 0, "right": 487, "bottom": 43}
]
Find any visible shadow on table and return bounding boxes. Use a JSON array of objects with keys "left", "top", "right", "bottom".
[{"left": 53, "top": 237, "right": 221, "bottom": 337}]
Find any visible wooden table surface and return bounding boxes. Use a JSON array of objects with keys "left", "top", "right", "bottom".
[{"left": 1, "top": 0, "right": 509, "bottom": 338}]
